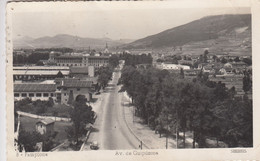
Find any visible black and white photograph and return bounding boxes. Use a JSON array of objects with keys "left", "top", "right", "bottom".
[{"left": 4, "top": 1, "right": 260, "bottom": 161}]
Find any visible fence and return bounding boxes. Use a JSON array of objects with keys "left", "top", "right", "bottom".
[{"left": 17, "top": 111, "right": 71, "bottom": 122}]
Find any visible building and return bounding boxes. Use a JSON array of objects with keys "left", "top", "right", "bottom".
[
  {"left": 13, "top": 70, "right": 69, "bottom": 81},
  {"left": 87, "top": 56, "right": 109, "bottom": 67},
  {"left": 14, "top": 77, "right": 94, "bottom": 104},
  {"left": 13, "top": 66, "right": 70, "bottom": 81},
  {"left": 55, "top": 78, "right": 94, "bottom": 104},
  {"left": 36, "top": 118, "right": 55, "bottom": 135},
  {"left": 54, "top": 54, "right": 109, "bottom": 68},
  {"left": 14, "top": 83, "right": 56, "bottom": 101},
  {"left": 178, "top": 59, "right": 195, "bottom": 66},
  {"left": 161, "top": 63, "right": 190, "bottom": 70},
  {"left": 69, "top": 66, "right": 94, "bottom": 78},
  {"left": 13, "top": 66, "right": 70, "bottom": 71}
]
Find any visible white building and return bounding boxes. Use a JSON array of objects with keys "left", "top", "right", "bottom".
[
  {"left": 14, "top": 84, "right": 56, "bottom": 101},
  {"left": 161, "top": 63, "right": 190, "bottom": 70}
]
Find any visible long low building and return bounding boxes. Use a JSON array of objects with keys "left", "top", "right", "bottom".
[
  {"left": 14, "top": 84, "right": 56, "bottom": 101},
  {"left": 160, "top": 63, "right": 191, "bottom": 70},
  {"left": 53, "top": 54, "right": 109, "bottom": 68},
  {"left": 13, "top": 70, "right": 70, "bottom": 81},
  {"left": 13, "top": 66, "right": 70, "bottom": 71},
  {"left": 14, "top": 78, "right": 94, "bottom": 104}
]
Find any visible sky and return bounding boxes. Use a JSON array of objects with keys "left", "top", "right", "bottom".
[{"left": 11, "top": 2, "right": 250, "bottom": 40}]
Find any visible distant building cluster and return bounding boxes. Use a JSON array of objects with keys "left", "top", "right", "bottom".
[
  {"left": 48, "top": 46, "right": 110, "bottom": 68},
  {"left": 12, "top": 48, "right": 110, "bottom": 104},
  {"left": 154, "top": 51, "right": 252, "bottom": 99}
]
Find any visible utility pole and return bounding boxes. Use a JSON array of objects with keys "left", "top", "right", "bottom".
[
  {"left": 133, "top": 106, "right": 134, "bottom": 123},
  {"left": 166, "top": 113, "right": 168, "bottom": 149},
  {"left": 139, "top": 141, "right": 143, "bottom": 150},
  {"left": 176, "top": 107, "right": 178, "bottom": 149}
]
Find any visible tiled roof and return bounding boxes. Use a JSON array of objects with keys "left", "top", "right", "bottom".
[
  {"left": 13, "top": 66, "right": 69, "bottom": 70},
  {"left": 13, "top": 70, "right": 69, "bottom": 76},
  {"left": 56, "top": 78, "right": 92, "bottom": 88},
  {"left": 70, "top": 67, "right": 88, "bottom": 74},
  {"left": 14, "top": 84, "right": 56, "bottom": 92},
  {"left": 87, "top": 56, "right": 109, "bottom": 59},
  {"left": 55, "top": 55, "right": 82, "bottom": 59},
  {"left": 37, "top": 118, "right": 55, "bottom": 125}
]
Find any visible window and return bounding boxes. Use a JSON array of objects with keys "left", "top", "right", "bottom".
[
  {"left": 21, "top": 93, "right": 27, "bottom": 97},
  {"left": 14, "top": 93, "right": 19, "bottom": 97},
  {"left": 43, "top": 93, "right": 49, "bottom": 97},
  {"left": 36, "top": 93, "right": 42, "bottom": 97},
  {"left": 64, "top": 93, "right": 67, "bottom": 96},
  {"left": 77, "top": 88, "right": 80, "bottom": 91},
  {"left": 50, "top": 93, "right": 54, "bottom": 97},
  {"left": 29, "top": 93, "right": 34, "bottom": 97}
]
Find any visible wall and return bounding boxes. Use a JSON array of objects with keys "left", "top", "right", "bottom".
[
  {"left": 14, "top": 92, "right": 56, "bottom": 101},
  {"left": 36, "top": 123, "right": 46, "bottom": 135},
  {"left": 60, "top": 87, "right": 91, "bottom": 104}
]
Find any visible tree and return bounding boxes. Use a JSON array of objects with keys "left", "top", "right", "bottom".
[
  {"left": 234, "top": 57, "right": 240, "bottom": 62},
  {"left": 109, "top": 55, "right": 119, "bottom": 68},
  {"left": 18, "top": 130, "right": 42, "bottom": 152},
  {"left": 97, "top": 66, "right": 113, "bottom": 89},
  {"left": 243, "top": 58, "right": 252, "bottom": 65},
  {"left": 203, "top": 50, "right": 208, "bottom": 63},
  {"left": 243, "top": 71, "right": 252, "bottom": 93},
  {"left": 68, "top": 95, "right": 94, "bottom": 144},
  {"left": 213, "top": 55, "right": 217, "bottom": 62},
  {"left": 46, "top": 97, "right": 54, "bottom": 107},
  {"left": 221, "top": 58, "right": 228, "bottom": 64},
  {"left": 67, "top": 90, "right": 74, "bottom": 105},
  {"left": 180, "top": 68, "right": 184, "bottom": 79}
]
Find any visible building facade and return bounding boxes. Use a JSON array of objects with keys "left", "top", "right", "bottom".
[
  {"left": 36, "top": 119, "right": 55, "bottom": 135},
  {"left": 14, "top": 84, "right": 56, "bottom": 101},
  {"left": 54, "top": 54, "right": 109, "bottom": 68},
  {"left": 14, "top": 78, "right": 94, "bottom": 104}
]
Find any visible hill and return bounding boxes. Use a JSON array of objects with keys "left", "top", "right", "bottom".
[
  {"left": 13, "top": 34, "right": 125, "bottom": 49},
  {"left": 122, "top": 14, "right": 251, "bottom": 51}
]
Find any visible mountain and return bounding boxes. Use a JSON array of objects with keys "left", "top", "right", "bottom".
[
  {"left": 122, "top": 14, "right": 251, "bottom": 50},
  {"left": 13, "top": 34, "right": 126, "bottom": 49}
]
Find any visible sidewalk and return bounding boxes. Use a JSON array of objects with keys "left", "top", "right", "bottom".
[
  {"left": 122, "top": 92, "right": 199, "bottom": 149},
  {"left": 122, "top": 92, "right": 177, "bottom": 149}
]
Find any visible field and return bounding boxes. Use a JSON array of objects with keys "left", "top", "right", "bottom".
[{"left": 20, "top": 116, "right": 72, "bottom": 143}]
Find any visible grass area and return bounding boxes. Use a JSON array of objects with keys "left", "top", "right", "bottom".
[
  {"left": 17, "top": 102, "right": 72, "bottom": 118},
  {"left": 20, "top": 116, "right": 72, "bottom": 143},
  {"left": 44, "top": 104, "right": 72, "bottom": 118}
]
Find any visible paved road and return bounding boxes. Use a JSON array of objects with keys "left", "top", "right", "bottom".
[{"left": 85, "top": 70, "right": 142, "bottom": 150}]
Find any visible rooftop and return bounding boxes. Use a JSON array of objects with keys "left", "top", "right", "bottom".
[
  {"left": 36, "top": 118, "right": 55, "bottom": 125},
  {"left": 56, "top": 78, "right": 93, "bottom": 88},
  {"left": 70, "top": 67, "right": 88, "bottom": 74},
  {"left": 13, "top": 70, "right": 70, "bottom": 76},
  {"left": 13, "top": 66, "right": 70, "bottom": 71},
  {"left": 14, "top": 84, "right": 56, "bottom": 92}
]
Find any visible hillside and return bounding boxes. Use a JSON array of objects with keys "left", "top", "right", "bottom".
[
  {"left": 122, "top": 14, "right": 251, "bottom": 51},
  {"left": 13, "top": 34, "right": 125, "bottom": 49}
]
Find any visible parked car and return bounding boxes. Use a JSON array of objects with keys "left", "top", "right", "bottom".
[
  {"left": 90, "top": 141, "right": 99, "bottom": 150},
  {"left": 95, "top": 92, "right": 101, "bottom": 95}
]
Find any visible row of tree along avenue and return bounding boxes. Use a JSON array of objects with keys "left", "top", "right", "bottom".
[{"left": 118, "top": 65, "right": 252, "bottom": 148}]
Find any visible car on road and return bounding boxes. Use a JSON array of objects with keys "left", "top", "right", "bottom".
[
  {"left": 90, "top": 141, "right": 99, "bottom": 150},
  {"left": 95, "top": 92, "right": 101, "bottom": 95}
]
